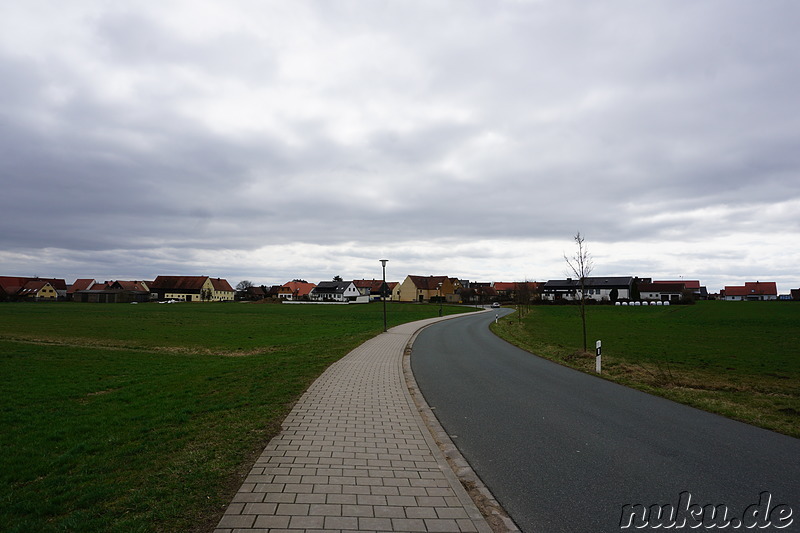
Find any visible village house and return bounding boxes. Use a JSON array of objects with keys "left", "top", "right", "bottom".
[
  {"left": 239, "top": 286, "right": 267, "bottom": 301},
  {"left": 0, "top": 276, "right": 67, "bottom": 301},
  {"left": 637, "top": 282, "right": 686, "bottom": 303},
  {"left": 388, "top": 282, "right": 401, "bottom": 301},
  {"left": 542, "top": 277, "right": 647, "bottom": 302},
  {"left": 353, "top": 279, "right": 381, "bottom": 300},
  {"left": 149, "top": 276, "right": 235, "bottom": 302},
  {"left": 309, "top": 281, "right": 364, "bottom": 302},
  {"left": 722, "top": 281, "right": 778, "bottom": 301},
  {"left": 353, "top": 279, "right": 400, "bottom": 301},
  {"left": 456, "top": 281, "right": 496, "bottom": 305},
  {"left": 653, "top": 280, "right": 708, "bottom": 300},
  {"left": 397, "top": 275, "right": 458, "bottom": 303},
  {"left": 280, "top": 281, "right": 316, "bottom": 300},
  {"left": 16, "top": 280, "right": 59, "bottom": 301},
  {"left": 264, "top": 285, "right": 285, "bottom": 298},
  {"left": 70, "top": 279, "right": 151, "bottom": 303},
  {"left": 493, "top": 281, "right": 541, "bottom": 303},
  {"left": 67, "top": 279, "right": 96, "bottom": 300}
]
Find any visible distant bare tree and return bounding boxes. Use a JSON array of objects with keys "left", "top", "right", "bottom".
[
  {"left": 236, "top": 280, "right": 254, "bottom": 291},
  {"left": 515, "top": 280, "right": 533, "bottom": 322},
  {"left": 564, "top": 232, "right": 594, "bottom": 352}
]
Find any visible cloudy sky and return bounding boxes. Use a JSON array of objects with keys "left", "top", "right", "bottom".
[{"left": 2, "top": 1, "right": 799, "bottom": 293}]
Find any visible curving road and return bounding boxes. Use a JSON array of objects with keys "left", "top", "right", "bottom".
[{"left": 411, "top": 309, "right": 800, "bottom": 533}]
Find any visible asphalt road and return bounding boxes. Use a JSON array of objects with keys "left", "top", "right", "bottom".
[{"left": 411, "top": 309, "right": 800, "bottom": 533}]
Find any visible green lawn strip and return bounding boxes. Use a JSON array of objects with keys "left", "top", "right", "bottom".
[
  {"left": 491, "top": 302, "right": 800, "bottom": 438},
  {"left": 0, "top": 302, "right": 472, "bottom": 532}
]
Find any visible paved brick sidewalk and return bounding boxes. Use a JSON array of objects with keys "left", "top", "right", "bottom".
[{"left": 214, "top": 316, "right": 493, "bottom": 533}]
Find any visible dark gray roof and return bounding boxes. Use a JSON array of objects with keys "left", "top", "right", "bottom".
[
  {"left": 312, "top": 281, "right": 352, "bottom": 294},
  {"left": 543, "top": 277, "right": 643, "bottom": 290}
]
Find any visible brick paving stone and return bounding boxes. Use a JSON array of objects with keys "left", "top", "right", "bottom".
[
  {"left": 373, "top": 505, "right": 406, "bottom": 519},
  {"left": 359, "top": 516, "right": 393, "bottom": 530},
  {"left": 216, "top": 514, "right": 255, "bottom": 529},
  {"left": 392, "top": 517, "right": 428, "bottom": 531},
  {"left": 406, "top": 507, "right": 439, "bottom": 519},
  {"left": 242, "top": 503, "right": 277, "bottom": 515},
  {"left": 289, "top": 516, "right": 325, "bottom": 529},
  {"left": 213, "top": 317, "right": 492, "bottom": 532},
  {"left": 425, "top": 518, "right": 461, "bottom": 532},
  {"left": 252, "top": 514, "right": 290, "bottom": 529}
]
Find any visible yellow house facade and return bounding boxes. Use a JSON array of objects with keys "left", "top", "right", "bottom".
[
  {"left": 389, "top": 282, "right": 402, "bottom": 301},
  {"left": 209, "top": 278, "right": 235, "bottom": 301},
  {"left": 397, "top": 275, "right": 457, "bottom": 302},
  {"left": 20, "top": 281, "right": 58, "bottom": 300}
]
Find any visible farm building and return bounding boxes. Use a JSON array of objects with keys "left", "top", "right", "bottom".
[{"left": 149, "top": 276, "right": 235, "bottom": 302}]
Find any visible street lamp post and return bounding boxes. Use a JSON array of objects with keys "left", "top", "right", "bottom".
[
  {"left": 437, "top": 282, "right": 443, "bottom": 317},
  {"left": 380, "top": 259, "right": 388, "bottom": 332}
]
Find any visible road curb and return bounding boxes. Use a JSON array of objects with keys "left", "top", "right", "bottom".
[{"left": 403, "top": 312, "right": 522, "bottom": 533}]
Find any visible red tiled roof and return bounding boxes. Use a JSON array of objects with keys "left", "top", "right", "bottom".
[
  {"left": 746, "top": 281, "right": 777, "bottom": 294},
  {"left": 0, "top": 276, "right": 65, "bottom": 295},
  {"left": 353, "top": 279, "right": 399, "bottom": 294},
  {"left": 353, "top": 280, "right": 386, "bottom": 292},
  {"left": 246, "top": 286, "right": 266, "bottom": 296},
  {"left": 21, "top": 280, "right": 49, "bottom": 292},
  {"left": 0, "top": 276, "right": 27, "bottom": 295},
  {"left": 493, "top": 282, "right": 539, "bottom": 291},
  {"left": 114, "top": 280, "right": 148, "bottom": 291},
  {"left": 151, "top": 276, "right": 208, "bottom": 291},
  {"left": 210, "top": 278, "right": 234, "bottom": 292},
  {"left": 68, "top": 279, "right": 96, "bottom": 293},
  {"left": 725, "top": 286, "right": 750, "bottom": 296},
  {"left": 282, "top": 281, "right": 316, "bottom": 297},
  {"left": 724, "top": 282, "right": 778, "bottom": 296},
  {"left": 408, "top": 275, "right": 450, "bottom": 290},
  {"left": 39, "top": 278, "right": 66, "bottom": 290}
]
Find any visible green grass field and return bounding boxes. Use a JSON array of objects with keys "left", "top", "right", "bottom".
[
  {"left": 0, "top": 301, "right": 471, "bottom": 532},
  {"left": 492, "top": 301, "right": 800, "bottom": 438}
]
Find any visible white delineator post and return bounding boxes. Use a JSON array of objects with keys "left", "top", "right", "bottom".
[{"left": 596, "top": 340, "right": 602, "bottom": 374}]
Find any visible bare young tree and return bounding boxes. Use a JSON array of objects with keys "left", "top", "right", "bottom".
[
  {"left": 236, "top": 280, "right": 254, "bottom": 291},
  {"left": 515, "top": 280, "right": 533, "bottom": 322},
  {"left": 564, "top": 232, "right": 594, "bottom": 352}
]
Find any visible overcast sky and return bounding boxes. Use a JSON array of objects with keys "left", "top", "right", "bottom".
[{"left": 2, "top": 1, "right": 799, "bottom": 293}]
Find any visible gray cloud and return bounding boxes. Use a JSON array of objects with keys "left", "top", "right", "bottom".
[{"left": 1, "top": 1, "right": 799, "bottom": 292}]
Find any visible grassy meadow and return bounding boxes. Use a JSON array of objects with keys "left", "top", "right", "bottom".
[
  {"left": 0, "top": 301, "right": 471, "bottom": 532},
  {"left": 492, "top": 301, "right": 800, "bottom": 438}
]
